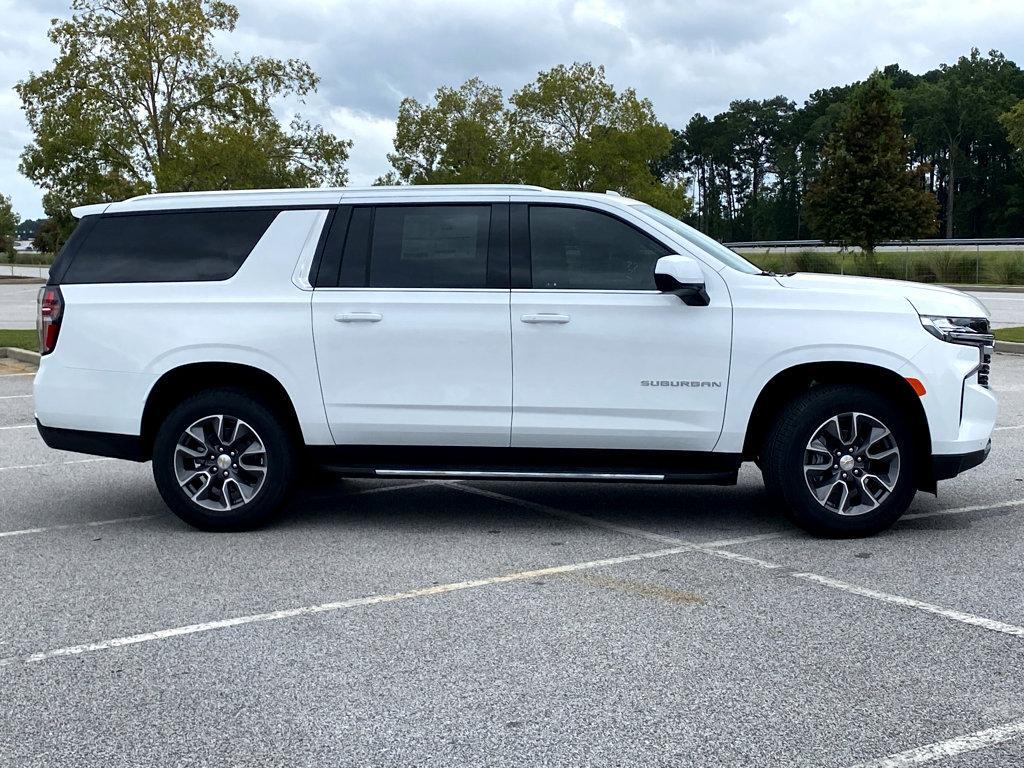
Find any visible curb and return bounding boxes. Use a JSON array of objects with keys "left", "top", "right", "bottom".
[
  {"left": 0, "top": 347, "right": 40, "bottom": 365},
  {"left": 995, "top": 340, "right": 1024, "bottom": 355}
]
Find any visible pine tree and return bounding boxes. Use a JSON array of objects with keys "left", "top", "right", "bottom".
[{"left": 806, "top": 73, "right": 938, "bottom": 256}]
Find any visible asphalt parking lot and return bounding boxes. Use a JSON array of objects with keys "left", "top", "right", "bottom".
[{"left": 1, "top": 356, "right": 1023, "bottom": 766}]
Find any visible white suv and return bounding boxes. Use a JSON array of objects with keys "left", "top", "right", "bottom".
[{"left": 34, "top": 184, "right": 996, "bottom": 536}]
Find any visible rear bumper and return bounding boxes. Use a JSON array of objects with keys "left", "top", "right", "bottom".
[
  {"left": 36, "top": 420, "right": 149, "bottom": 462},
  {"left": 932, "top": 441, "right": 991, "bottom": 482}
]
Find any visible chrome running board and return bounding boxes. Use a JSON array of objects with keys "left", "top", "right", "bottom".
[{"left": 374, "top": 469, "right": 665, "bottom": 481}]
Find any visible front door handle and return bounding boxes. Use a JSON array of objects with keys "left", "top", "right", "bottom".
[
  {"left": 520, "top": 313, "right": 570, "bottom": 324},
  {"left": 335, "top": 312, "right": 383, "bottom": 323}
]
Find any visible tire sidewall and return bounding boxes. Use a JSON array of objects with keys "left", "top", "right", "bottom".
[
  {"left": 770, "top": 387, "right": 917, "bottom": 537},
  {"left": 152, "top": 389, "right": 294, "bottom": 531}
]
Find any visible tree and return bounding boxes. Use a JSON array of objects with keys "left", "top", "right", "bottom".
[
  {"left": 387, "top": 78, "right": 514, "bottom": 184},
  {"left": 33, "top": 219, "right": 62, "bottom": 255},
  {"left": 384, "top": 63, "right": 691, "bottom": 216},
  {"left": 17, "top": 0, "right": 351, "bottom": 240},
  {"left": 0, "top": 194, "right": 20, "bottom": 261},
  {"left": 902, "top": 50, "right": 1024, "bottom": 237},
  {"left": 806, "top": 73, "right": 938, "bottom": 256},
  {"left": 1003, "top": 98, "right": 1024, "bottom": 151},
  {"left": 511, "top": 63, "right": 688, "bottom": 215}
]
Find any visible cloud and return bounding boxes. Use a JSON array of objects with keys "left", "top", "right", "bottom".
[{"left": 1, "top": 0, "right": 1023, "bottom": 217}]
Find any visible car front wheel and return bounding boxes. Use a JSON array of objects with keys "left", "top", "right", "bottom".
[{"left": 762, "top": 384, "right": 918, "bottom": 537}]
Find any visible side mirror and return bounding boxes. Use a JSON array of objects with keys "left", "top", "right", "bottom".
[{"left": 655, "top": 255, "right": 710, "bottom": 306}]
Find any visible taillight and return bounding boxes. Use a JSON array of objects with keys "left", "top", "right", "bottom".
[{"left": 37, "top": 286, "right": 64, "bottom": 355}]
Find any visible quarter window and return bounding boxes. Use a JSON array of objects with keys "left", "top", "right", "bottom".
[
  {"left": 366, "top": 206, "right": 491, "bottom": 288},
  {"left": 528, "top": 206, "right": 670, "bottom": 290},
  {"left": 62, "top": 210, "right": 278, "bottom": 284}
]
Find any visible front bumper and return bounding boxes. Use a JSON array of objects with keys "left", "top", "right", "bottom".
[{"left": 933, "top": 441, "right": 991, "bottom": 481}]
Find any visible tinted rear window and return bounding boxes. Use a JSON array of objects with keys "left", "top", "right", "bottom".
[{"left": 61, "top": 210, "right": 278, "bottom": 284}]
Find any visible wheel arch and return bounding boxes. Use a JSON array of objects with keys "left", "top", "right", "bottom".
[
  {"left": 742, "top": 361, "right": 935, "bottom": 493},
  {"left": 140, "top": 362, "right": 304, "bottom": 457}
]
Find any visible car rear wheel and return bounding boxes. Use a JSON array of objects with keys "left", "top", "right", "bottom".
[
  {"left": 152, "top": 388, "right": 295, "bottom": 531},
  {"left": 761, "top": 384, "right": 917, "bottom": 537}
]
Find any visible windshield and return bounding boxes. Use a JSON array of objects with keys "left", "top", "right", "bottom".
[{"left": 632, "top": 204, "right": 762, "bottom": 274}]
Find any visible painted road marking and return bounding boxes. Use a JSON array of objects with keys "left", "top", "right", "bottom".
[
  {"left": 902, "top": 497, "right": 1024, "bottom": 521},
  {"left": 0, "top": 373, "right": 34, "bottom": 378},
  {"left": 793, "top": 572, "right": 1024, "bottom": 636},
  {"left": 0, "top": 424, "right": 33, "bottom": 430},
  {"left": 440, "top": 481, "right": 692, "bottom": 546},
  {"left": 0, "top": 394, "right": 31, "bottom": 400},
  {"left": 858, "top": 717, "right": 1024, "bottom": 767},
  {"left": 452, "top": 484, "right": 1024, "bottom": 639},
  {"left": 0, "top": 515, "right": 160, "bottom": 539},
  {"left": 0, "top": 481, "right": 441, "bottom": 540},
  {"left": 993, "top": 424, "right": 1024, "bottom": 431},
  {"left": 0, "top": 458, "right": 113, "bottom": 472},
  {"left": 0, "top": 535, "right": 754, "bottom": 667}
]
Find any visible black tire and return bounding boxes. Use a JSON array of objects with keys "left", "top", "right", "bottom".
[
  {"left": 152, "top": 387, "right": 295, "bottom": 531},
  {"left": 761, "top": 384, "right": 917, "bottom": 537}
]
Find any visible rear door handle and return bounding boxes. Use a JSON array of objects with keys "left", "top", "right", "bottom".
[
  {"left": 520, "top": 313, "right": 570, "bottom": 324},
  {"left": 335, "top": 312, "right": 383, "bottom": 323}
]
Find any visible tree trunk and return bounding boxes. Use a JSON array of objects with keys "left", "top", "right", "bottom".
[{"left": 946, "top": 145, "right": 955, "bottom": 239}]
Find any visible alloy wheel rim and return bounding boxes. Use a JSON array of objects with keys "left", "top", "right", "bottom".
[
  {"left": 803, "top": 411, "right": 900, "bottom": 516},
  {"left": 173, "top": 414, "right": 267, "bottom": 512}
]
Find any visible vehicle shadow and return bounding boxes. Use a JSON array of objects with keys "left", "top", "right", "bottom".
[{"left": 274, "top": 474, "right": 792, "bottom": 541}]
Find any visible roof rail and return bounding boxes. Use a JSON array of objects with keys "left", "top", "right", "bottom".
[{"left": 123, "top": 183, "right": 548, "bottom": 203}]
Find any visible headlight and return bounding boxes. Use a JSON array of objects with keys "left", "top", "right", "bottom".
[{"left": 919, "top": 315, "right": 994, "bottom": 347}]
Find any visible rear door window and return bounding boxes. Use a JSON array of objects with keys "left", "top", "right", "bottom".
[
  {"left": 352, "top": 205, "right": 492, "bottom": 289},
  {"left": 61, "top": 209, "right": 278, "bottom": 284}
]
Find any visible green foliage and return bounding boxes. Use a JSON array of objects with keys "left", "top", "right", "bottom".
[
  {"left": 985, "top": 252, "right": 1024, "bottom": 284},
  {"left": 736, "top": 248, "right": 1024, "bottom": 285},
  {"left": 665, "top": 49, "right": 1024, "bottom": 242},
  {"left": 901, "top": 50, "right": 1024, "bottom": 237},
  {"left": 995, "top": 326, "right": 1024, "bottom": 343},
  {"left": 0, "top": 193, "right": 20, "bottom": 262},
  {"left": 1003, "top": 99, "right": 1024, "bottom": 151},
  {"left": 14, "top": 218, "right": 45, "bottom": 240},
  {"left": 0, "top": 330, "right": 39, "bottom": 351},
  {"left": 805, "top": 73, "right": 938, "bottom": 254},
  {"left": 17, "top": 0, "right": 351, "bottom": 240},
  {"left": 32, "top": 218, "right": 61, "bottom": 255},
  {"left": 388, "top": 78, "right": 513, "bottom": 185},
  {"left": 385, "top": 63, "right": 689, "bottom": 216}
]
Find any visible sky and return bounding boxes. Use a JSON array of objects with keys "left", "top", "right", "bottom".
[{"left": 2, "top": 0, "right": 1024, "bottom": 219}]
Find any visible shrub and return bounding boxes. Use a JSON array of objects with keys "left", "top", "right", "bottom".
[
  {"left": 928, "top": 251, "right": 976, "bottom": 284},
  {"left": 983, "top": 253, "right": 1024, "bottom": 285}
]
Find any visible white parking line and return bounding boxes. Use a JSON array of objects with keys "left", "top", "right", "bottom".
[
  {"left": 994, "top": 424, "right": 1024, "bottom": 431},
  {"left": 442, "top": 482, "right": 787, "bottom": 555},
  {"left": 0, "top": 480, "right": 440, "bottom": 540},
  {"left": 440, "top": 482, "right": 691, "bottom": 546},
  {"left": 0, "top": 515, "right": 160, "bottom": 539},
  {"left": 451, "top": 484, "right": 1024, "bottom": 640},
  {"left": 0, "top": 458, "right": 113, "bottom": 472},
  {"left": 0, "top": 394, "right": 31, "bottom": 400},
  {"left": 859, "top": 717, "right": 1024, "bottom": 767},
  {"left": 902, "top": 498, "right": 1024, "bottom": 521},
  {"left": 0, "top": 536, "right": 751, "bottom": 667},
  {"left": 0, "top": 372, "right": 34, "bottom": 378},
  {"left": 793, "top": 572, "right": 1024, "bottom": 637},
  {"left": 0, "top": 423, "right": 33, "bottom": 430}
]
